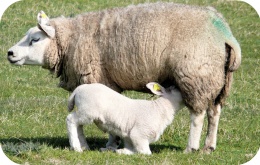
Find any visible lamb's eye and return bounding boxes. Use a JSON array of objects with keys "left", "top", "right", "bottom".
[{"left": 29, "top": 38, "right": 40, "bottom": 46}]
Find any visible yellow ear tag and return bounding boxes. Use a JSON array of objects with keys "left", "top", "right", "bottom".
[
  {"left": 41, "top": 13, "right": 47, "bottom": 19},
  {"left": 153, "top": 84, "right": 161, "bottom": 91}
]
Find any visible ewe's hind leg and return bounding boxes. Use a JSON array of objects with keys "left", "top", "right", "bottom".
[
  {"left": 66, "top": 112, "right": 89, "bottom": 152},
  {"left": 185, "top": 110, "right": 206, "bottom": 153},
  {"left": 203, "top": 104, "right": 221, "bottom": 153}
]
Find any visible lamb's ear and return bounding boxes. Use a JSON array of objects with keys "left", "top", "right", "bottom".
[
  {"left": 146, "top": 82, "right": 166, "bottom": 96},
  {"left": 37, "top": 11, "right": 55, "bottom": 38}
]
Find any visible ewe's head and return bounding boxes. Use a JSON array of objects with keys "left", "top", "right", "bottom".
[
  {"left": 7, "top": 11, "right": 55, "bottom": 66},
  {"left": 146, "top": 82, "right": 183, "bottom": 103}
]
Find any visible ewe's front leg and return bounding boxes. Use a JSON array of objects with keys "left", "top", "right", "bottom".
[
  {"left": 203, "top": 104, "right": 221, "bottom": 154},
  {"left": 185, "top": 110, "right": 206, "bottom": 153}
]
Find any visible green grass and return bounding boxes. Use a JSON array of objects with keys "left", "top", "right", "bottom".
[{"left": 0, "top": 0, "right": 259, "bottom": 164}]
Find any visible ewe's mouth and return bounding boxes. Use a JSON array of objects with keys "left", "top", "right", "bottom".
[
  {"left": 8, "top": 59, "right": 18, "bottom": 64},
  {"left": 8, "top": 58, "right": 25, "bottom": 65}
]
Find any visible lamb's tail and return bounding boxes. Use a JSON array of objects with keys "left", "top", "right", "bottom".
[{"left": 68, "top": 91, "right": 76, "bottom": 112}]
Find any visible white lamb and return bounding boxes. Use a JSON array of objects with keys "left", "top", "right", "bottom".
[{"left": 66, "top": 82, "right": 184, "bottom": 155}]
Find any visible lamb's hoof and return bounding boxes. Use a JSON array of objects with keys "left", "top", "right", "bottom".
[
  {"left": 100, "top": 148, "right": 107, "bottom": 152},
  {"left": 73, "top": 147, "right": 83, "bottom": 152},
  {"left": 184, "top": 147, "right": 198, "bottom": 154},
  {"left": 81, "top": 146, "right": 90, "bottom": 151},
  {"left": 116, "top": 149, "right": 134, "bottom": 155},
  {"left": 139, "top": 150, "right": 152, "bottom": 155},
  {"left": 202, "top": 146, "right": 215, "bottom": 154},
  {"left": 100, "top": 146, "right": 116, "bottom": 152}
]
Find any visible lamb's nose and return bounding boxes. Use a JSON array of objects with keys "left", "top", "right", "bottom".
[{"left": 7, "top": 51, "right": 14, "bottom": 56}]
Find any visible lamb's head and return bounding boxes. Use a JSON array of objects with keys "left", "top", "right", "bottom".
[
  {"left": 7, "top": 11, "right": 55, "bottom": 66},
  {"left": 146, "top": 82, "right": 183, "bottom": 105}
]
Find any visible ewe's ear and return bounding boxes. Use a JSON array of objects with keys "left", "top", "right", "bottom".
[
  {"left": 38, "top": 23, "right": 55, "bottom": 38},
  {"left": 146, "top": 82, "right": 166, "bottom": 96},
  {"left": 37, "top": 11, "right": 55, "bottom": 38},
  {"left": 37, "top": 11, "right": 49, "bottom": 25}
]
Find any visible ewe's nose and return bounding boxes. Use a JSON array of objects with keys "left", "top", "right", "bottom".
[{"left": 7, "top": 50, "right": 14, "bottom": 57}]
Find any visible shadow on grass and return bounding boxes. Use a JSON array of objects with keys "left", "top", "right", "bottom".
[
  {"left": 0, "top": 137, "right": 182, "bottom": 155},
  {"left": 150, "top": 144, "right": 182, "bottom": 153},
  {"left": 0, "top": 136, "right": 107, "bottom": 156}
]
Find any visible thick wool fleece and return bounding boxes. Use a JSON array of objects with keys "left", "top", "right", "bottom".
[{"left": 44, "top": 2, "right": 241, "bottom": 113}]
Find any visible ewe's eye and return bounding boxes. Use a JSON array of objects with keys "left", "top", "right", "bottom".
[{"left": 29, "top": 38, "right": 40, "bottom": 46}]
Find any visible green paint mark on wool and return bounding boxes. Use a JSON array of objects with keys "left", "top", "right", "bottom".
[{"left": 212, "top": 17, "right": 232, "bottom": 38}]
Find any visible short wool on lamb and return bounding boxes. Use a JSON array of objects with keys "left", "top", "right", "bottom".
[{"left": 66, "top": 82, "right": 184, "bottom": 154}]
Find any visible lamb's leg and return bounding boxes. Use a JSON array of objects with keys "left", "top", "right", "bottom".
[
  {"left": 105, "top": 134, "right": 121, "bottom": 149},
  {"left": 66, "top": 112, "right": 88, "bottom": 152},
  {"left": 132, "top": 139, "right": 151, "bottom": 155},
  {"left": 203, "top": 104, "right": 221, "bottom": 154},
  {"left": 185, "top": 110, "right": 206, "bottom": 153},
  {"left": 77, "top": 125, "right": 90, "bottom": 150},
  {"left": 130, "top": 131, "right": 151, "bottom": 155},
  {"left": 116, "top": 138, "right": 135, "bottom": 155}
]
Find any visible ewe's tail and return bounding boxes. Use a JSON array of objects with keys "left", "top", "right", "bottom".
[
  {"left": 68, "top": 91, "right": 76, "bottom": 112},
  {"left": 210, "top": 8, "right": 241, "bottom": 71},
  {"left": 210, "top": 10, "right": 242, "bottom": 106},
  {"left": 208, "top": 7, "right": 241, "bottom": 106},
  {"left": 218, "top": 21, "right": 241, "bottom": 106},
  {"left": 215, "top": 41, "right": 241, "bottom": 107},
  {"left": 225, "top": 37, "right": 241, "bottom": 72}
]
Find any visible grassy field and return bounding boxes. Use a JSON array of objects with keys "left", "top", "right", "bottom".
[{"left": 0, "top": 0, "right": 259, "bottom": 164}]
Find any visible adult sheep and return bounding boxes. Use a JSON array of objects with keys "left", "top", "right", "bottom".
[{"left": 7, "top": 2, "right": 241, "bottom": 153}]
